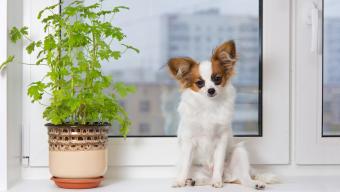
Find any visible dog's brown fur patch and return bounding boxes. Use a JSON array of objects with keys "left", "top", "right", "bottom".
[
  {"left": 211, "top": 40, "right": 237, "bottom": 86},
  {"left": 167, "top": 57, "right": 201, "bottom": 92}
]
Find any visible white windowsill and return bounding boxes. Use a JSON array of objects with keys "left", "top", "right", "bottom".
[{"left": 8, "top": 176, "right": 340, "bottom": 192}]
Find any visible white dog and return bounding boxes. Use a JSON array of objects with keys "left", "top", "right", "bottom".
[{"left": 167, "top": 41, "right": 276, "bottom": 190}]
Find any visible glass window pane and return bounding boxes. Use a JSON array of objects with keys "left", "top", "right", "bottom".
[
  {"left": 63, "top": 0, "right": 262, "bottom": 136},
  {"left": 323, "top": 0, "right": 340, "bottom": 136}
]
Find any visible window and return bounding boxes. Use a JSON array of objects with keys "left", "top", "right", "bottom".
[
  {"left": 96, "top": 0, "right": 263, "bottom": 137},
  {"left": 139, "top": 100, "right": 150, "bottom": 113},
  {"left": 25, "top": 0, "right": 290, "bottom": 166},
  {"left": 139, "top": 123, "right": 151, "bottom": 134},
  {"left": 5, "top": 0, "right": 340, "bottom": 181},
  {"left": 323, "top": 0, "right": 340, "bottom": 136},
  {"left": 295, "top": 0, "right": 340, "bottom": 164}
]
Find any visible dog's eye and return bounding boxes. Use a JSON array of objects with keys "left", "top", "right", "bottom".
[
  {"left": 214, "top": 76, "right": 222, "bottom": 81},
  {"left": 212, "top": 75, "right": 222, "bottom": 85},
  {"left": 195, "top": 80, "right": 205, "bottom": 88}
]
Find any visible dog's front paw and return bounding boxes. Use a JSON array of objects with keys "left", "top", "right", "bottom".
[
  {"left": 254, "top": 181, "right": 266, "bottom": 190},
  {"left": 212, "top": 179, "right": 223, "bottom": 188},
  {"left": 172, "top": 178, "right": 194, "bottom": 187},
  {"left": 172, "top": 179, "right": 186, "bottom": 188},
  {"left": 185, "top": 178, "right": 196, "bottom": 186}
]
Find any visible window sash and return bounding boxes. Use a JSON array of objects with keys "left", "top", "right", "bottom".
[{"left": 294, "top": 0, "right": 340, "bottom": 164}]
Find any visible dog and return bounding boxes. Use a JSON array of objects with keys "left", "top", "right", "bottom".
[{"left": 167, "top": 40, "right": 276, "bottom": 190}]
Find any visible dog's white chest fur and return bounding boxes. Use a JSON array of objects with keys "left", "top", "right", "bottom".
[{"left": 177, "top": 84, "right": 235, "bottom": 165}]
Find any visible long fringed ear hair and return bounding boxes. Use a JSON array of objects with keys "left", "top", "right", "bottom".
[
  {"left": 167, "top": 57, "right": 198, "bottom": 88},
  {"left": 212, "top": 40, "right": 238, "bottom": 73}
]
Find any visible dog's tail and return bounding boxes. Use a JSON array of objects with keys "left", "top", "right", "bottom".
[
  {"left": 251, "top": 169, "right": 279, "bottom": 184},
  {"left": 232, "top": 142, "right": 280, "bottom": 184}
]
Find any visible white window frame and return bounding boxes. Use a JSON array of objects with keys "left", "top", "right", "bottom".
[
  {"left": 294, "top": 0, "right": 340, "bottom": 164},
  {"left": 0, "top": 1, "right": 9, "bottom": 190},
  {"left": 1, "top": 0, "right": 24, "bottom": 190},
  {"left": 24, "top": 0, "right": 290, "bottom": 167}
]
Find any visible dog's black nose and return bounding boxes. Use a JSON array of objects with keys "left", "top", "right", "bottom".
[{"left": 208, "top": 88, "right": 216, "bottom": 95}]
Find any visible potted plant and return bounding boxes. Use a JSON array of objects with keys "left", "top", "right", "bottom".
[{"left": 0, "top": 0, "right": 138, "bottom": 189}]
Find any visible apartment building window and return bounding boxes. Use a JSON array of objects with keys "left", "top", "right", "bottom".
[
  {"left": 139, "top": 123, "right": 151, "bottom": 134},
  {"left": 139, "top": 100, "right": 150, "bottom": 113}
]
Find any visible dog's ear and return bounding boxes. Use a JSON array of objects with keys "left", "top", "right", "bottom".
[
  {"left": 167, "top": 57, "right": 197, "bottom": 84},
  {"left": 212, "top": 40, "right": 237, "bottom": 72}
]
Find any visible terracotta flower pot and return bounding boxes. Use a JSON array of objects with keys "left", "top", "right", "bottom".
[{"left": 46, "top": 123, "right": 109, "bottom": 189}]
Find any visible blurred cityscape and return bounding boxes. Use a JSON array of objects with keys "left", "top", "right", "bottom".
[
  {"left": 323, "top": 16, "right": 340, "bottom": 135},
  {"left": 108, "top": 8, "right": 260, "bottom": 136},
  {"left": 65, "top": 0, "right": 340, "bottom": 136}
]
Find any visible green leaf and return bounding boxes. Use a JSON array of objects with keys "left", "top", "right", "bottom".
[
  {"left": 114, "top": 82, "right": 136, "bottom": 98},
  {"left": 102, "top": 75, "right": 112, "bottom": 87},
  {"left": 67, "top": 98, "right": 80, "bottom": 112},
  {"left": 26, "top": 42, "right": 36, "bottom": 54},
  {"left": 111, "top": 51, "right": 121, "bottom": 60},
  {"left": 43, "top": 105, "right": 64, "bottom": 125},
  {"left": 9, "top": 27, "right": 29, "bottom": 43},
  {"left": 122, "top": 44, "right": 140, "bottom": 53},
  {"left": 9, "top": 27, "right": 22, "bottom": 43},
  {"left": 36, "top": 41, "right": 42, "bottom": 47},
  {"left": 37, "top": 2, "right": 61, "bottom": 19},
  {"left": 112, "top": 6, "right": 129, "bottom": 13},
  {"left": 37, "top": 50, "right": 45, "bottom": 59},
  {"left": 27, "top": 81, "right": 46, "bottom": 102},
  {"left": 111, "top": 27, "right": 125, "bottom": 41},
  {"left": 43, "top": 35, "right": 56, "bottom": 50},
  {"left": 0, "top": 55, "right": 14, "bottom": 71},
  {"left": 37, "top": 10, "right": 44, "bottom": 20},
  {"left": 63, "top": 6, "right": 78, "bottom": 17},
  {"left": 36, "top": 58, "right": 46, "bottom": 65},
  {"left": 20, "top": 26, "right": 28, "bottom": 36},
  {"left": 119, "top": 121, "right": 129, "bottom": 137}
]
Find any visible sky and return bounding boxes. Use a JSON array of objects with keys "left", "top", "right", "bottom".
[{"left": 325, "top": 0, "right": 340, "bottom": 17}]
